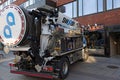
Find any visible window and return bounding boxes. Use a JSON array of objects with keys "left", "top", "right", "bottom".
[
  {"left": 24, "top": 1, "right": 29, "bottom": 8},
  {"left": 64, "top": 3, "right": 72, "bottom": 18},
  {"left": 8, "top": 0, "right": 11, "bottom": 5},
  {"left": 10, "top": 0, "right": 13, "bottom": 3},
  {"left": 107, "top": 0, "right": 113, "bottom": 10},
  {"left": 64, "top": 0, "right": 107, "bottom": 17},
  {"left": 2, "top": 3, "right": 5, "bottom": 8},
  {"left": 98, "top": 0, "right": 103, "bottom": 12},
  {"left": 83, "top": 0, "right": 97, "bottom": 15},
  {"left": 72, "top": 1, "right": 77, "bottom": 17},
  {"left": 20, "top": 3, "right": 24, "bottom": 7},
  {"left": 79, "top": 0, "right": 83, "bottom": 16},
  {"left": 6, "top": 1, "right": 8, "bottom": 5},
  {"left": 29, "top": 0, "right": 34, "bottom": 5},
  {"left": 114, "top": 0, "right": 120, "bottom": 8},
  {"left": 0, "top": 6, "right": 2, "bottom": 10}
]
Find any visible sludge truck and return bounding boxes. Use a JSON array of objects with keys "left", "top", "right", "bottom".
[{"left": 0, "top": 3, "right": 88, "bottom": 79}]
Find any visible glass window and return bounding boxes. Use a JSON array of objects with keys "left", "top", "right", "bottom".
[
  {"left": 30, "top": 0, "right": 34, "bottom": 5},
  {"left": 83, "top": 0, "right": 97, "bottom": 15},
  {"left": 20, "top": 3, "right": 24, "bottom": 7},
  {"left": 24, "top": 1, "right": 29, "bottom": 8},
  {"left": 10, "top": 0, "right": 13, "bottom": 3},
  {"left": 98, "top": 0, "right": 103, "bottom": 12},
  {"left": 79, "top": 0, "right": 83, "bottom": 16},
  {"left": 107, "top": 0, "right": 113, "bottom": 10},
  {"left": 8, "top": 0, "right": 11, "bottom": 5},
  {"left": 0, "top": 6, "right": 2, "bottom": 10},
  {"left": 10, "top": 0, "right": 16, "bottom": 2},
  {"left": 64, "top": 3, "right": 72, "bottom": 18},
  {"left": 4, "top": 2, "right": 8, "bottom": 6},
  {"left": 72, "top": 1, "right": 77, "bottom": 17},
  {"left": 114, "top": 0, "right": 120, "bottom": 8}
]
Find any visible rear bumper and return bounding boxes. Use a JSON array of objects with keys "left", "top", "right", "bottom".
[{"left": 10, "top": 70, "right": 57, "bottom": 79}]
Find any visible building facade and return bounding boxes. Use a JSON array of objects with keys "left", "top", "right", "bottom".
[
  {"left": 63, "top": 0, "right": 120, "bottom": 57},
  {"left": 0, "top": 0, "right": 120, "bottom": 56}
]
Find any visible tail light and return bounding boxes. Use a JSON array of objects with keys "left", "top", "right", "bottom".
[
  {"left": 9, "top": 62, "right": 18, "bottom": 70},
  {"left": 43, "top": 66, "right": 53, "bottom": 72},
  {"left": 9, "top": 62, "right": 15, "bottom": 67}
]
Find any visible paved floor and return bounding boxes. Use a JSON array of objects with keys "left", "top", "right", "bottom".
[
  {"left": 67, "top": 56, "right": 120, "bottom": 80},
  {"left": 0, "top": 51, "right": 120, "bottom": 80}
]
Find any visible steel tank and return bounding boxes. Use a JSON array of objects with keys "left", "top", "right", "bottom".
[{"left": 0, "top": 4, "right": 34, "bottom": 46}]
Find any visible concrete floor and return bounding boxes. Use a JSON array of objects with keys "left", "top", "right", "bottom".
[
  {"left": 0, "top": 52, "right": 120, "bottom": 80},
  {"left": 67, "top": 56, "right": 120, "bottom": 80}
]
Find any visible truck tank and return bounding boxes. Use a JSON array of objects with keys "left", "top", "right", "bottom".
[{"left": 0, "top": 4, "right": 34, "bottom": 47}]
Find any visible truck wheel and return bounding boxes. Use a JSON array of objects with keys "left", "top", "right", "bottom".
[
  {"left": 82, "top": 48, "right": 89, "bottom": 61},
  {"left": 58, "top": 58, "right": 69, "bottom": 79}
]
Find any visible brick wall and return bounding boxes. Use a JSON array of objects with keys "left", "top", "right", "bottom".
[{"left": 75, "top": 8, "right": 120, "bottom": 26}]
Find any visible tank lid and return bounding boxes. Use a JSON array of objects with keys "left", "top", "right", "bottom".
[{"left": 0, "top": 4, "right": 26, "bottom": 47}]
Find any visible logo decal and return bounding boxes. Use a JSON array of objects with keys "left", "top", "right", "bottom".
[
  {"left": 0, "top": 4, "right": 26, "bottom": 46},
  {"left": 4, "top": 12, "right": 15, "bottom": 38}
]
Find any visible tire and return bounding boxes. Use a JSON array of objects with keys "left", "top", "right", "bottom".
[
  {"left": 82, "top": 48, "right": 89, "bottom": 61},
  {"left": 58, "top": 58, "right": 69, "bottom": 79}
]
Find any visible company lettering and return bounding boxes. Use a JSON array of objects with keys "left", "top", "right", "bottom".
[
  {"left": 4, "top": 12, "right": 15, "bottom": 38},
  {"left": 62, "top": 17, "right": 75, "bottom": 26}
]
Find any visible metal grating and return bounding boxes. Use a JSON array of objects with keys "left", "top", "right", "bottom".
[{"left": 107, "top": 65, "right": 119, "bottom": 69}]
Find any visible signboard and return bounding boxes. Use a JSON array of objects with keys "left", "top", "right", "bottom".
[{"left": 0, "top": 4, "right": 26, "bottom": 46}]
